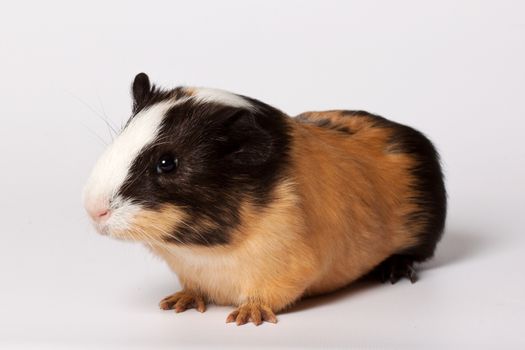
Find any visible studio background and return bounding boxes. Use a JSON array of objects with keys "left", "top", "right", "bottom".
[{"left": 1, "top": 1, "right": 524, "bottom": 349}]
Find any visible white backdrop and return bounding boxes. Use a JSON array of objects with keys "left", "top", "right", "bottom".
[{"left": 1, "top": 0, "right": 524, "bottom": 348}]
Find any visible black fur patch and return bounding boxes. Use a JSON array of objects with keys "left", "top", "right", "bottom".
[
  {"left": 296, "top": 115, "right": 354, "bottom": 135},
  {"left": 118, "top": 94, "right": 292, "bottom": 246},
  {"left": 128, "top": 73, "right": 188, "bottom": 124},
  {"left": 342, "top": 110, "right": 447, "bottom": 262}
]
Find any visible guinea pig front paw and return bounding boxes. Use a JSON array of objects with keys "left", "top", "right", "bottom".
[
  {"left": 226, "top": 303, "right": 277, "bottom": 326},
  {"left": 159, "top": 290, "right": 206, "bottom": 313}
]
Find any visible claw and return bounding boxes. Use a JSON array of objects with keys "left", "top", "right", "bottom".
[
  {"left": 406, "top": 265, "right": 418, "bottom": 283},
  {"left": 159, "top": 291, "right": 207, "bottom": 313},
  {"left": 390, "top": 272, "right": 401, "bottom": 284},
  {"left": 226, "top": 303, "right": 277, "bottom": 326},
  {"left": 374, "top": 255, "right": 419, "bottom": 285}
]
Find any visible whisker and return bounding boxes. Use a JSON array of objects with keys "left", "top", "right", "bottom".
[
  {"left": 176, "top": 219, "right": 211, "bottom": 246},
  {"left": 78, "top": 121, "right": 108, "bottom": 146},
  {"left": 97, "top": 94, "right": 119, "bottom": 138},
  {"left": 66, "top": 90, "right": 116, "bottom": 143}
]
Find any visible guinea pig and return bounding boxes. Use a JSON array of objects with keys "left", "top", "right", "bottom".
[{"left": 83, "top": 73, "right": 446, "bottom": 326}]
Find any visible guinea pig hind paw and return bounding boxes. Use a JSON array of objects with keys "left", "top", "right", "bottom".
[
  {"left": 159, "top": 291, "right": 207, "bottom": 313},
  {"left": 226, "top": 303, "right": 277, "bottom": 326},
  {"left": 376, "top": 255, "right": 419, "bottom": 284}
]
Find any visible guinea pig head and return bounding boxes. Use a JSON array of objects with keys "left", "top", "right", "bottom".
[{"left": 83, "top": 73, "right": 290, "bottom": 246}]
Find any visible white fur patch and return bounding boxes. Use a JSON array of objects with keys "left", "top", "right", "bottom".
[
  {"left": 191, "top": 87, "right": 255, "bottom": 110},
  {"left": 83, "top": 101, "right": 175, "bottom": 215},
  {"left": 84, "top": 86, "right": 253, "bottom": 236},
  {"left": 105, "top": 196, "right": 142, "bottom": 238}
]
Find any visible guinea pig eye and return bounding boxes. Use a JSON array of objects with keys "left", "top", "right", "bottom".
[{"left": 156, "top": 154, "right": 178, "bottom": 174}]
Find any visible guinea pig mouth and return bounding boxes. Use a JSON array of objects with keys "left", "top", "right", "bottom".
[
  {"left": 85, "top": 197, "right": 146, "bottom": 239},
  {"left": 86, "top": 201, "right": 184, "bottom": 244},
  {"left": 90, "top": 221, "right": 110, "bottom": 236}
]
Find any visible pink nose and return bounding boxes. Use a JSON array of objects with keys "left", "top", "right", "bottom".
[{"left": 87, "top": 207, "right": 111, "bottom": 223}]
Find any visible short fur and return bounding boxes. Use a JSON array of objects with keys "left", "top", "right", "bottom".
[{"left": 84, "top": 74, "right": 446, "bottom": 325}]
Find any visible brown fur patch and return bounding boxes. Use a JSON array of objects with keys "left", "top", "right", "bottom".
[
  {"left": 150, "top": 180, "right": 318, "bottom": 311},
  {"left": 183, "top": 87, "right": 197, "bottom": 97},
  {"left": 149, "top": 110, "right": 428, "bottom": 312},
  {"left": 112, "top": 204, "right": 186, "bottom": 243},
  {"left": 290, "top": 112, "right": 421, "bottom": 294}
]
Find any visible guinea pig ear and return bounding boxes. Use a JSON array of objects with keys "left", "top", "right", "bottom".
[
  {"left": 221, "top": 110, "right": 273, "bottom": 166},
  {"left": 131, "top": 72, "right": 151, "bottom": 110}
]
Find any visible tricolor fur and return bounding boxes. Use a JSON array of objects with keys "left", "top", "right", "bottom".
[{"left": 83, "top": 73, "right": 446, "bottom": 324}]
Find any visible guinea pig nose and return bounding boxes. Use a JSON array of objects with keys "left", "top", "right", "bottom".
[
  {"left": 97, "top": 209, "right": 110, "bottom": 218},
  {"left": 88, "top": 207, "right": 111, "bottom": 223}
]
